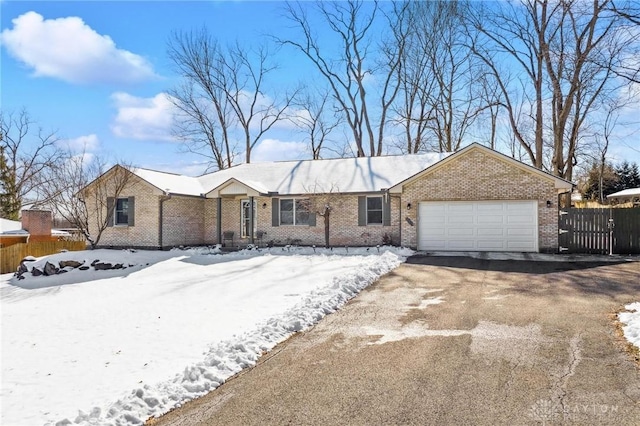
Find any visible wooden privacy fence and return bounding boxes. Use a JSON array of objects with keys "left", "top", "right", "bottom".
[
  {"left": 558, "top": 208, "right": 640, "bottom": 254},
  {"left": 0, "top": 241, "right": 87, "bottom": 274}
]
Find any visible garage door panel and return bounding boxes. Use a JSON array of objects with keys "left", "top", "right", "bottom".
[
  {"left": 477, "top": 228, "right": 505, "bottom": 237},
  {"left": 448, "top": 228, "right": 475, "bottom": 237},
  {"left": 507, "top": 228, "right": 535, "bottom": 237},
  {"left": 506, "top": 202, "right": 533, "bottom": 211},
  {"left": 477, "top": 241, "right": 507, "bottom": 250},
  {"left": 477, "top": 216, "right": 505, "bottom": 225},
  {"left": 449, "top": 204, "right": 474, "bottom": 214},
  {"left": 507, "top": 216, "right": 535, "bottom": 225},
  {"left": 448, "top": 240, "right": 476, "bottom": 250},
  {"left": 418, "top": 201, "right": 538, "bottom": 252},
  {"left": 426, "top": 240, "right": 447, "bottom": 250},
  {"left": 477, "top": 204, "right": 505, "bottom": 213},
  {"left": 423, "top": 228, "right": 446, "bottom": 237},
  {"left": 449, "top": 214, "right": 475, "bottom": 224}
]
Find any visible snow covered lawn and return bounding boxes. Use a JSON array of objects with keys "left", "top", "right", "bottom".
[
  {"left": 1, "top": 246, "right": 411, "bottom": 426},
  {"left": 619, "top": 302, "right": 640, "bottom": 352}
]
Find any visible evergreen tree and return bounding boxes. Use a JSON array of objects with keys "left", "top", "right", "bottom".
[
  {"left": 0, "top": 145, "right": 20, "bottom": 220},
  {"left": 582, "top": 162, "right": 618, "bottom": 202},
  {"left": 613, "top": 161, "right": 640, "bottom": 193}
]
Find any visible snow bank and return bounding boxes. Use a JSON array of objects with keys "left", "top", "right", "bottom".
[
  {"left": 619, "top": 302, "right": 640, "bottom": 349},
  {"left": 91, "top": 250, "right": 403, "bottom": 426},
  {"left": 1, "top": 246, "right": 411, "bottom": 426}
]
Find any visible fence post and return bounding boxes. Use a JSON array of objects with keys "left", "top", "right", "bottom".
[{"left": 608, "top": 217, "right": 615, "bottom": 256}]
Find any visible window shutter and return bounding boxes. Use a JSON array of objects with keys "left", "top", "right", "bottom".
[
  {"left": 106, "top": 197, "right": 114, "bottom": 227},
  {"left": 127, "top": 196, "right": 135, "bottom": 226},
  {"left": 358, "top": 196, "right": 366, "bottom": 226},
  {"left": 383, "top": 194, "right": 391, "bottom": 226},
  {"left": 308, "top": 212, "right": 316, "bottom": 227},
  {"left": 271, "top": 198, "right": 279, "bottom": 227}
]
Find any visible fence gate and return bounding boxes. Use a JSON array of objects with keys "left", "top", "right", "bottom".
[{"left": 558, "top": 208, "right": 640, "bottom": 254}]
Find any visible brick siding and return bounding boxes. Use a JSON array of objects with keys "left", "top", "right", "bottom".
[
  {"left": 399, "top": 149, "right": 559, "bottom": 252},
  {"left": 89, "top": 175, "right": 161, "bottom": 248},
  {"left": 88, "top": 149, "right": 561, "bottom": 252},
  {"left": 161, "top": 196, "right": 205, "bottom": 247},
  {"left": 214, "top": 195, "right": 400, "bottom": 247}
]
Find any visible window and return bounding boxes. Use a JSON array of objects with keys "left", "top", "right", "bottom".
[
  {"left": 115, "top": 198, "right": 129, "bottom": 225},
  {"left": 280, "top": 198, "right": 309, "bottom": 225},
  {"left": 367, "top": 196, "right": 383, "bottom": 225}
]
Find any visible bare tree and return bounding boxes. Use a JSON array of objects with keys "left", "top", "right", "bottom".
[
  {"left": 303, "top": 183, "right": 342, "bottom": 248},
  {"left": 580, "top": 88, "right": 639, "bottom": 203},
  {"left": 280, "top": 0, "right": 401, "bottom": 157},
  {"left": 390, "top": 1, "right": 493, "bottom": 154},
  {"left": 41, "top": 152, "right": 134, "bottom": 248},
  {"left": 292, "top": 90, "right": 342, "bottom": 159},
  {"left": 225, "top": 42, "right": 299, "bottom": 163},
  {"left": 391, "top": 1, "right": 436, "bottom": 154},
  {"left": 469, "top": 0, "right": 640, "bottom": 180},
  {"left": 168, "top": 29, "right": 297, "bottom": 167},
  {"left": 0, "top": 109, "right": 63, "bottom": 219},
  {"left": 168, "top": 30, "right": 236, "bottom": 170},
  {"left": 475, "top": 72, "right": 503, "bottom": 150},
  {"left": 75, "top": 160, "right": 136, "bottom": 248}
]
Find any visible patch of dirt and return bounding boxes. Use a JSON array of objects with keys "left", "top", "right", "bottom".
[{"left": 610, "top": 307, "right": 640, "bottom": 368}]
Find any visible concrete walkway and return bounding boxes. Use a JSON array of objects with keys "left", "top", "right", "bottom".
[{"left": 150, "top": 255, "right": 640, "bottom": 425}]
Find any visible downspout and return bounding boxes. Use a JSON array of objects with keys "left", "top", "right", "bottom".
[
  {"left": 249, "top": 195, "right": 255, "bottom": 244},
  {"left": 216, "top": 198, "right": 222, "bottom": 245},
  {"left": 159, "top": 193, "right": 171, "bottom": 249}
]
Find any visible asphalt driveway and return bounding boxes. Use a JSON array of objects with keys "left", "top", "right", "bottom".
[{"left": 151, "top": 254, "right": 640, "bottom": 425}]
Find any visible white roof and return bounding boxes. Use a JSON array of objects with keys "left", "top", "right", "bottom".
[
  {"left": 0, "top": 218, "right": 29, "bottom": 236},
  {"left": 133, "top": 153, "right": 451, "bottom": 197},
  {"left": 606, "top": 187, "right": 640, "bottom": 198},
  {"left": 0, "top": 218, "right": 72, "bottom": 237},
  {"left": 133, "top": 168, "right": 205, "bottom": 196}
]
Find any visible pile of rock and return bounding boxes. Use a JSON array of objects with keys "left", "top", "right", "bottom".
[{"left": 15, "top": 257, "right": 129, "bottom": 280}]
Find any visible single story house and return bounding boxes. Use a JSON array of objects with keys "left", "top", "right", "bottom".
[
  {"left": 84, "top": 143, "right": 573, "bottom": 252},
  {"left": 0, "top": 210, "right": 72, "bottom": 248},
  {"left": 606, "top": 187, "right": 640, "bottom": 207}
]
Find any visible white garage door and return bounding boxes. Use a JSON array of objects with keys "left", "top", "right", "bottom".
[{"left": 417, "top": 200, "right": 538, "bottom": 252}]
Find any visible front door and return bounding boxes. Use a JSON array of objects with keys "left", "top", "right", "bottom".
[{"left": 241, "top": 199, "right": 257, "bottom": 239}]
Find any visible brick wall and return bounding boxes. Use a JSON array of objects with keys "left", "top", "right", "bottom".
[
  {"left": 204, "top": 199, "right": 218, "bottom": 244},
  {"left": 21, "top": 210, "right": 52, "bottom": 242},
  {"left": 217, "top": 194, "right": 400, "bottom": 247},
  {"left": 399, "top": 149, "right": 559, "bottom": 252},
  {"left": 88, "top": 174, "right": 161, "bottom": 248},
  {"left": 161, "top": 196, "right": 205, "bottom": 247}
]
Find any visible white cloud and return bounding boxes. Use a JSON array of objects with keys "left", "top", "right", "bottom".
[
  {"left": 58, "top": 134, "right": 100, "bottom": 153},
  {"left": 0, "top": 11, "right": 156, "bottom": 85},
  {"left": 251, "top": 138, "right": 309, "bottom": 162},
  {"left": 110, "top": 92, "right": 176, "bottom": 142}
]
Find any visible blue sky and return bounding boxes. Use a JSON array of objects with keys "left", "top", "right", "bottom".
[
  {"left": 1, "top": 1, "right": 316, "bottom": 175},
  {"left": 2, "top": 1, "right": 639, "bottom": 177}
]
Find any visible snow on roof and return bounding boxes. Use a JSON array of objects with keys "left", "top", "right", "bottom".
[
  {"left": 606, "top": 187, "right": 640, "bottom": 198},
  {"left": 132, "top": 168, "right": 205, "bottom": 196},
  {"left": 0, "top": 218, "right": 72, "bottom": 237},
  {"left": 134, "top": 153, "right": 451, "bottom": 197},
  {"left": 0, "top": 218, "right": 29, "bottom": 235}
]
